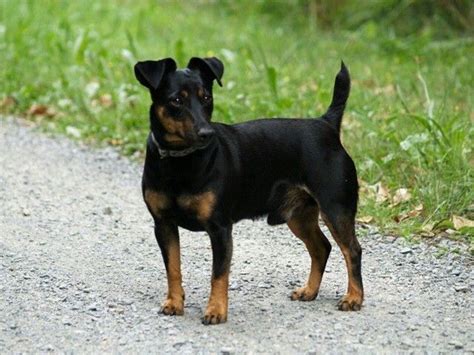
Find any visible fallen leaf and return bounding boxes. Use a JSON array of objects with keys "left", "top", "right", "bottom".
[
  {"left": 357, "top": 216, "right": 374, "bottom": 223},
  {"left": 99, "top": 94, "right": 113, "bottom": 107},
  {"left": 452, "top": 215, "right": 474, "bottom": 230},
  {"left": 0, "top": 96, "right": 18, "bottom": 111},
  {"left": 374, "top": 182, "right": 391, "bottom": 203},
  {"left": 109, "top": 139, "right": 123, "bottom": 146},
  {"left": 392, "top": 188, "right": 412, "bottom": 205},
  {"left": 421, "top": 221, "right": 434, "bottom": 232},
  {"left": 27, "top": 104, "right": 57, "bottom": 117},
  {"left": 394, "top": 204, "right": 423, "bottom": 223}
]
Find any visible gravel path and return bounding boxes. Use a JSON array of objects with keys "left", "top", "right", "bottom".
[{"left": 0, "top": 118, "right": 473, "bottom": 353}]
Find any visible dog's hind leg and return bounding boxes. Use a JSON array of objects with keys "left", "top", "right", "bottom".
[
  {"left": 320, "top": 204, "right": 363, "bottom": 311},
  {"left": 287, "top": 203, "right": 332, "bottom": 301}
]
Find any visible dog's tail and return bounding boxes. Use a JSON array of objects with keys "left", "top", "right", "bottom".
[{"left": 321, "top": 61, "right": 350, "bottom": 134}]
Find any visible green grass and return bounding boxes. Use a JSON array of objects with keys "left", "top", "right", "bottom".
[{"left": 1, "top": 1, "right": 473, "bottom": 245}]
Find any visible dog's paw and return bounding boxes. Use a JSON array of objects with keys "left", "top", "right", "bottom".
[
  {"left": 337, "top": 294, "right": 362, "bottom": 311},
  {"left": 202, "top": 305, "right": 227, "bottom": 325},
  {"left": 160, "top": 297, "right": 184, "bottom": 316},
  {"left": 290, "top": 286, "right": 318, "bottom": 301}
]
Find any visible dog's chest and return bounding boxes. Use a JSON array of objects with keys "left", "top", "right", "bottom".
[{"left": 144, "top": 189, "right": 216, "bottom": 223}]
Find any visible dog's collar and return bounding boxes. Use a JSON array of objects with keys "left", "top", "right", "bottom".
[{"left": 150, "top": 132, "right": 205, "bottom": 159}]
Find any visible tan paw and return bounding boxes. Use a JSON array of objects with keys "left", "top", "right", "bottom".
[
  {"left": 160, "top": 297, "right": 184, "bottom": 316},
  {"left": 290, "top": 286, "right": 318, "bottom": 301},
  {"left": 202, "top": 304, "right": 227, "bottom": 325},
  {"left": 338, "top": 294, "right": 363, "bottom": 311}
]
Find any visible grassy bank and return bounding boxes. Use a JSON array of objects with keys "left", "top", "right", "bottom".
[{"left": 1, "top": 1, "right": 473, "bottom": 244}]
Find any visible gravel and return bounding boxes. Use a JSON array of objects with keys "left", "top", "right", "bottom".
[{"left": 0, "top": 118, "right": 473, "bottom": 353}]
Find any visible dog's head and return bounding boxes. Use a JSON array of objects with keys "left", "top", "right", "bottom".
[{"left": 134, "top": 57, "right": 223, "bottom": 149}]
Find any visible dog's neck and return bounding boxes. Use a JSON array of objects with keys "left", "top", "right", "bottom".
[{"left": 150, "top": 132, "right": 208, "bottom": 159}]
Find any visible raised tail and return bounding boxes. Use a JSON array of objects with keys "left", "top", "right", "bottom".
[{"left": 321, "top": 61, "right": 351, "bottom": 134}]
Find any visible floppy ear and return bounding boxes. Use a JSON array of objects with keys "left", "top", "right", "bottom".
[
  {"left": 187, "top": 57, "right": 224, "bottom": 87},
  {"left": 134, "top": 58, "right": 177, "bottom": 90}
]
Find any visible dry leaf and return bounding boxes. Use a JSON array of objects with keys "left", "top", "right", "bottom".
[
  {"left": 374, "top": 182, "right": 391, "bottom": 203},
  {"left": 109, "top": 139, "right": 123, "bottom": 146},
  {"left": 452, "top": 215, "right": 474, "bottom": 230},
  {"left": 27, "top": 104, "right": 57, "bottom": 117},
  {"left": 0, "top": 96, "right": 18, "bottom": 111},
  {"left": 421, "top": 221, "right": 434, "bottom": 232},
  {"left": 99, "top": 94, "right": 113, "bottom": 107},
  {"left": 394, "top": 204, "right": 423, "bottom": 223},
  {"left": 392, "top": 188, "right": 412, "bottom": 205},
  {"left": 357, "top": 216, "right": 374, "bottom": 223}
]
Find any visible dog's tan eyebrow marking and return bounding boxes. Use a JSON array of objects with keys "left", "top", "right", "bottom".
[
  {"left": 180, "top": 90, "right": 188, "bottom": 98},
  {"left": 144, "top": 190, "right": 170, "bottom": 218},
  {"left": 177, "top": 191, "right": 216, "bottom": 222},
  {"left": 197, "top": 88, "right": 204, "bottom": 98}
]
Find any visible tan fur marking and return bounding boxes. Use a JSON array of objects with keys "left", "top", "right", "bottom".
[
  {"left": 177, "top": 191, "right": 216, "bottom": 222},
  {"left": 203, "top": 272, "right": 229, "bottom": 324},
  {"left": 321, "top": 214, "right": 363, "bottom": 310},
  {"left": 287, "top": 205, "right": 330, "bottom": 301},
  {"left": 160, "top": 227, "right": 185, "bottom": 316},
  {"left": 144, "top": 190, "right": 170, "bottom": 218},
  {"left": 197, "top": 87, "right": 204, "bottom": 98},
  {"left": 180, "top": 90, "right": 188, "bottom": 98},
  {"left": 156, "top": 106, "right": 194, "bottom": 144}
]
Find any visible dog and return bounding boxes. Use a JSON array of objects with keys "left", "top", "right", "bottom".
[{"left": 134, "top": 56, "right": 363, "bottom": 325}]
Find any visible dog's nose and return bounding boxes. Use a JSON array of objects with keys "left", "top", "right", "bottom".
[{"left": 197, "top": 127, "right": 215, "bottom": 141}]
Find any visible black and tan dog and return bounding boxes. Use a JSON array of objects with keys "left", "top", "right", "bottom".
[{"left": 134, "top": 57, "right": 363, "bottom": 325}]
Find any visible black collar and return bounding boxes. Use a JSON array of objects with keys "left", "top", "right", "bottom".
[{"left": 150, "top": 132, "right": 208, "bottom": 159}]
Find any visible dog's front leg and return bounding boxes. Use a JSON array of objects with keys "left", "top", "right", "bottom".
[
  {"left": 202, "top": 224, "right": 233, "bottom": 325},
  {"left": 154, "top": 221, "right": 185, "bottom": 315}
]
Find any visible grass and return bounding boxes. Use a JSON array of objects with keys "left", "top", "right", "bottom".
[{"left": 1, "top": 1, "right": 473, "bottom": 246}]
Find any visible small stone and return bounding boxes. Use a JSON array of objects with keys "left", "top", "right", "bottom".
[
  {"left": 103, "top": 207, "right": 113, "bottom": 215},
  {"left": 257, "top": 282, "right": 272, "bottom": 289},
  {"left": 449, "top": 340, "right": 463, "bottom": 349},
  {"left": 22, "top": 208, "right": 31, "bottom": 216},
  {"left": 221, "top": 346, "right": 233, "bottom": 354},
  {"left": 88, "top": 304, "right": 99, "bottom": 311},
  {"left": 453, "top": 285, "right": 469, "bottom": 293},
  {"left": 400, "top": 247, "right": 412, "bottom": 255},
  {"left": 118, "top": 298, "right": 133, "bottom": 306},
  {"left": 451, "top": 269, "right": 461, "bottom": 276}
]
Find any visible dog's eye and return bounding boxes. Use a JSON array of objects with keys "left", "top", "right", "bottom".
[
  {"left": 202, "top": 95, "right": 212, "bottom": 103},
  {"left": 169, "top": 97, "right": 183, "bottom": 107}
]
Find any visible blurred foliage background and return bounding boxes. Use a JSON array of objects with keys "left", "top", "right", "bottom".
[{"left": 0, "top": 0, "right": 473, "bottom": 243}]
